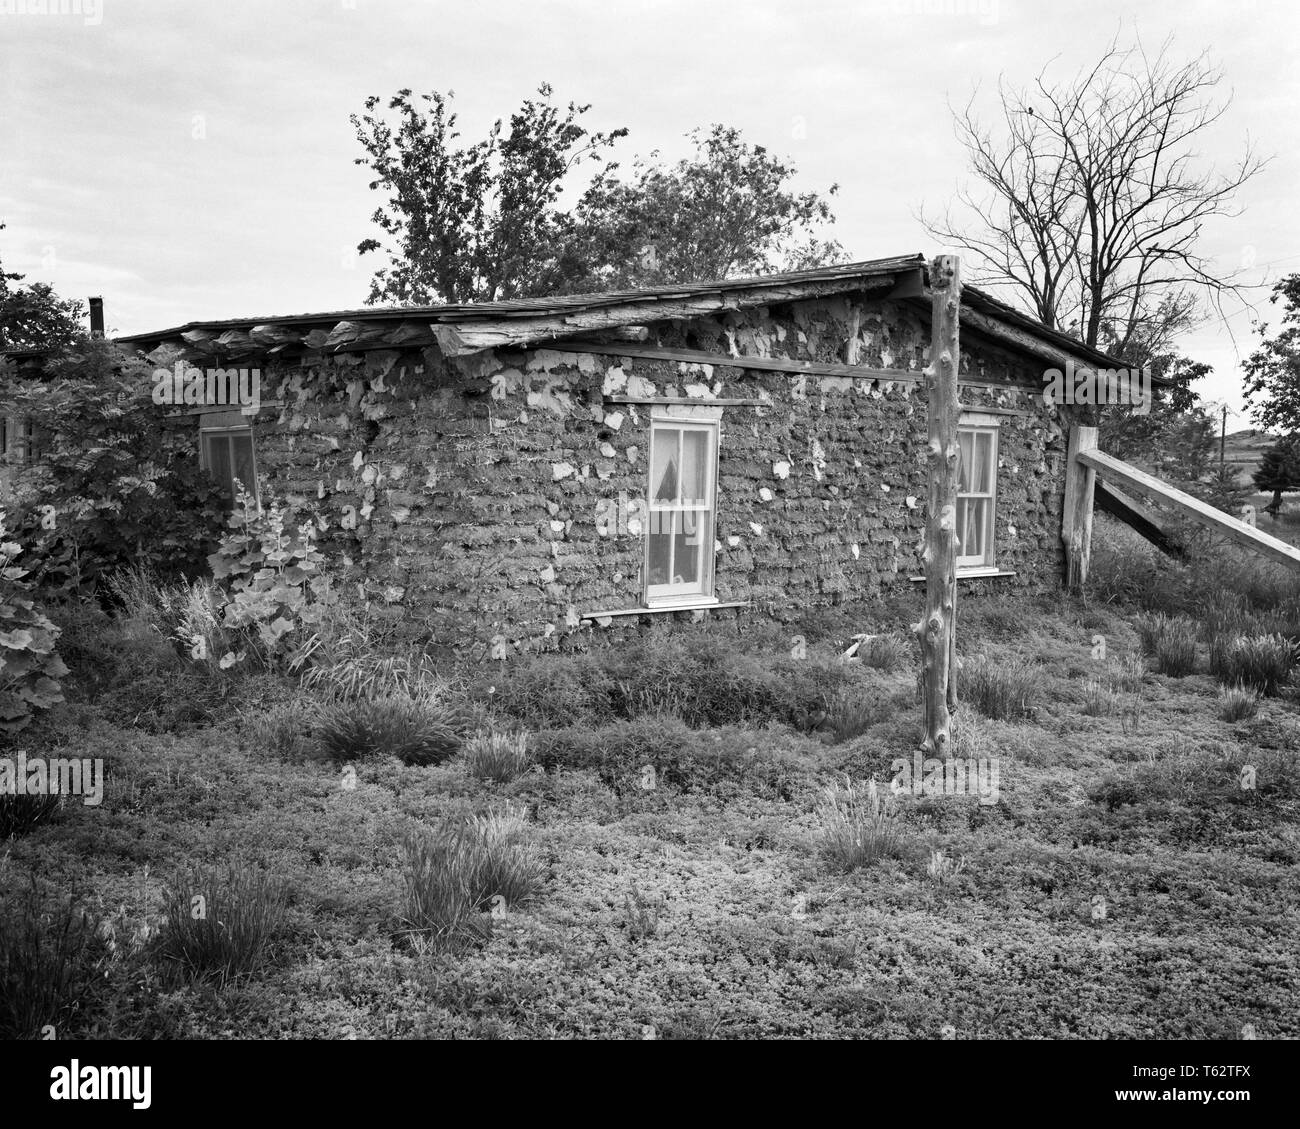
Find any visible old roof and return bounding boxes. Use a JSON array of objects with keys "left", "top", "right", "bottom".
[{"left": 115, "top": 253, "right": 1155, "bottom": 380}]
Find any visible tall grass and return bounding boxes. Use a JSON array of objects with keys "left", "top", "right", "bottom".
[
  {"left": 1134, "top": 613, "right": 1198, "bottom": 676},
  {"left": 0, "top": 880, "right": 106, "bottom": 1039},
  {"left": 1209, "top": 634, "right": 1297, "bottom": 697},
  {"left": 961, "top": 655, "right": 1041, "bottom": 721},
  {"left": 155, "top": 862, "right": 288, "bottom": 985},
  {"left": 317, "top": 696, "right": 463, "bottom": 766},
  {"left": 816, "top": 778, "right": 908, "bottom": 870},
  {"left": 463, "top": 730, "right": 534, "bottom": 783},
  {"left": 399, "top": 804, "right": 546, "bottom": 953}
]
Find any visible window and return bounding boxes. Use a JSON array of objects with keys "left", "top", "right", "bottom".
[
  {"left": 200, "top": 425, "right": 259, "bottom": 510},
  {"left": 956, "top": 418, "right": 999, "bottom": 570},
  {"left": 645, "top": 417, "right": 718, "bottom": 606},
  {"left": 0, "top": 416, "right": 38, "bottom": 465}
]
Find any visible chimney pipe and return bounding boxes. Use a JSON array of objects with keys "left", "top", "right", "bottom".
[{"left": 88, "top": 296, "right": 104, "bottom": 337}]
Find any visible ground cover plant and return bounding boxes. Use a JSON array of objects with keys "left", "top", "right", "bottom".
[{"left": 3, "top": 544, "right": 1298, "bottom": 1039}]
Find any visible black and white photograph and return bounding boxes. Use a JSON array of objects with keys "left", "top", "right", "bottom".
[{"left": 0, "top": 0, "right": 1295, "bottom": 1098}]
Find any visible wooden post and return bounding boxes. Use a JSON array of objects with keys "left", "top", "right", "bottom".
[
  {"left": 1062, "top": 425, "right": 1098, "bottom": 591},
  {"left": 915, "top": 255, "right": 961, "bottom": 757}
]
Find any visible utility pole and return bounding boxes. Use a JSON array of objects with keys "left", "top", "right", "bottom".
[{"left": 1220, "top": 404, "right": 1227, "bottom": 478}]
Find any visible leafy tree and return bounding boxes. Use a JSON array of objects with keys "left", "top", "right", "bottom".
[
  {"left": 352, "top": 88, "right": 846, "bottom": 304},
  {"left": 0, "top": 338, "right": 227, "bottom": 599},
  {"left": 1243, "top": 274, "right": 1300, "bottom": 434},
  {"left": 0, "top": 221, "right": 86, "bottom": 351},
  {"left": 352, "top": 84, "right": 627, "bottom": 304},
  {"left": 1252, "top": 436, "right": 1300, "bottom": 517},
  {"left": 568, "top": 125, "right": 846, "bottom": 290}
]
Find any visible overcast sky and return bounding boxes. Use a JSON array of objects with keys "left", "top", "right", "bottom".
[{"left": 2, "top": 0, "right": 1296, "bottom": 423}]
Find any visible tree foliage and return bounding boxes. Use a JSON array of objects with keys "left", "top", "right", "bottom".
[
  {"left": 352, "top": 87, "right": 845, "bottom": 304},
  {"left": 0, "top": 221, "right": 86, "bottom": 352},
  {"left": 1252, "top": 436, "right": 1300, "bottom": 516},
  {"left": 1243, "top": 274, "right": 1300, "bottom": 435},
  {"left": 0, "top": 338, "right": 227, "bottom": 600},
  {"left": 352, "top": 84, "right": 627, "bottom": 304},
  {"left": 569, "top": 125, "right": 845, "bottom": 290}
]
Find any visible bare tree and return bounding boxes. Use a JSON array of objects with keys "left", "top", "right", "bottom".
[{"left": 921, "top": 36, "right": 1267, "bottom": 365}]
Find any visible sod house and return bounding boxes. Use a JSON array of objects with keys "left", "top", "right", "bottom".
[{"left": 116, "top": 254, "right": 1148, "bottom": 659}]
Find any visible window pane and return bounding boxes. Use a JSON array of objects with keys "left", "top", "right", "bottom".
[
  {"left": 230, "top": 433, "right": 256, "bottom": 500},
  {"left": 972, "top": 431, "right": 992, "bottom": 492},
  {"left": 205, "top": 435, "right": 233, "bottom": 498},
  {"left": 651, "top": 428, "right": 680, "bottom": 504},
  {"left": 957, "top": 431, "right": 974, "bottom": 493},
  {"left": 647, "top": 512, "right": 675, "bottom": 586},
  {"left": 673, "top": 510, "right": 705, "bottom": 587},
  {"left": 681, "top": 429, "right": 708, "bottom": 505},
  {"left": 964, "top": 499, "right": 987, "bottom": 560}
]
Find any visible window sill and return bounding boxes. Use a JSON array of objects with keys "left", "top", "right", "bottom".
[
  {"left": 908, "top": 569, "right": 1018, "bottom": 582},
  {"left": 582, "top": 599, "right": 751, "bottom": 621}
]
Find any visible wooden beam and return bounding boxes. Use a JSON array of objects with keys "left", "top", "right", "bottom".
[
  {"left": 959, "top": 305, "right": 1108, "bottom": 380},
  {"left": 430, "top": 275, "right": 899, "bottom": 356},
  {"left": 557, "top": 341, "right": 1021, "bottom": 391},
  {"left": 1094, "top": 480, "right": 1186, "bottom": 560},
  {"left": 1079, "top": 447, "right": 1300, "bottom": 571},
  {"left": 916, "top": 254, "right": 961, "bottom": 757},
  {"left": 1062, "top": 426, "right": 1098, "bottom": 590},
  {"left": 604, "top": 395, "right": 766, "bottom": 406}
]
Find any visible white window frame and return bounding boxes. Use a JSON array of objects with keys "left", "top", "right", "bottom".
[
  {"left": 955, "top": 413, "right": 1001, "bottom": 572},
  {"left": 199, "top": 423, "right": 260, "bottom": 510},
  {"left": 644, "top": 414, "right": 719, "bottom": 608}
]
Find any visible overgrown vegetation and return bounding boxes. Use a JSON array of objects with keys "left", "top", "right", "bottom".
[
  {"left": 0, "top": 509, "right": 68, "bottom": 735},
  {"left": 155, "top": 862, "right": 288, "bottom": 985},
  {"left": 399, "top": 805, "right": 546, "bottom": 954}
]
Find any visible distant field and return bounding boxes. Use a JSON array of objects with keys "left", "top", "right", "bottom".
[{"left": 1222, "top": 429, "right": 1279, "bottom": 489}]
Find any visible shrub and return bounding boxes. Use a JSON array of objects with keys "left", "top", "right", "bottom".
[
  {"left": 531, "top": 717, "right": 808, "bottom": 800},
  {"left": 155, "top": 861, "right": 288, "bottom": 985},
  {"left": 0, "top": 511, "right": 69, "bottom": 736},
  {"left": 623, "top": 883, "right": 664, "bottom": 942},
  {"left": 207, "top": 486, "right": 337, "bottom": 670},
  {"left": 483, "top": 635, "right": 865, "bottom": 731},
  {"left": 245, "top": 699, "right": 320, "bottom": 762},
  {"left": 463, "top": 730, "right": 534, "bottom": 783},
  {"left": 960, "top": 655, "right": 1040, "bottom": 721},
  {"left": 816, "top": 777, "right": 908, "bottom": 871},
  {"left": 1135, "top": 613, "right": 1198, "bottom": 677},
  {"left": 1080, "top": 677, "right": 1116, "bottom": 717},
  {"left": 926, "top": 847, "right": 967, "bottom": 885},
  {"left": 318, "top": 695, "right": 462, "bottom": 766},
  {"left": 858, "top": 634, "right": 910, "bottom": 673},
  {"left": 1218, "top": 683, "right": 1260, "bottom": 722},
  {"left": 0, "top": 879, "right": 107, "bottom": 1039},
  {"left": 824, "top": 685, "right": 912, "bottom": 744},
  {"left": 0, "top": 793, "right": 61, "bottom": 838},
  {"left": 399, "top": 803, "right": 545, "bottom": 953},
  {"left": 302, "top": 647, "right": 447, "bottom": 702},
  {"left": 1209, "top": 633, "right": 1297, "bottom": 697},
  {"left": 0, "top": 339, "right": 228, "bottom": 600}
]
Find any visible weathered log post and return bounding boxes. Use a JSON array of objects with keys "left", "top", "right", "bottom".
[
  {"left": 915, "top": 255, "right": 962, "bottom": 757},
  {"left": 1062, "top": 425, "right": 1098, "bottom": 591}
]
